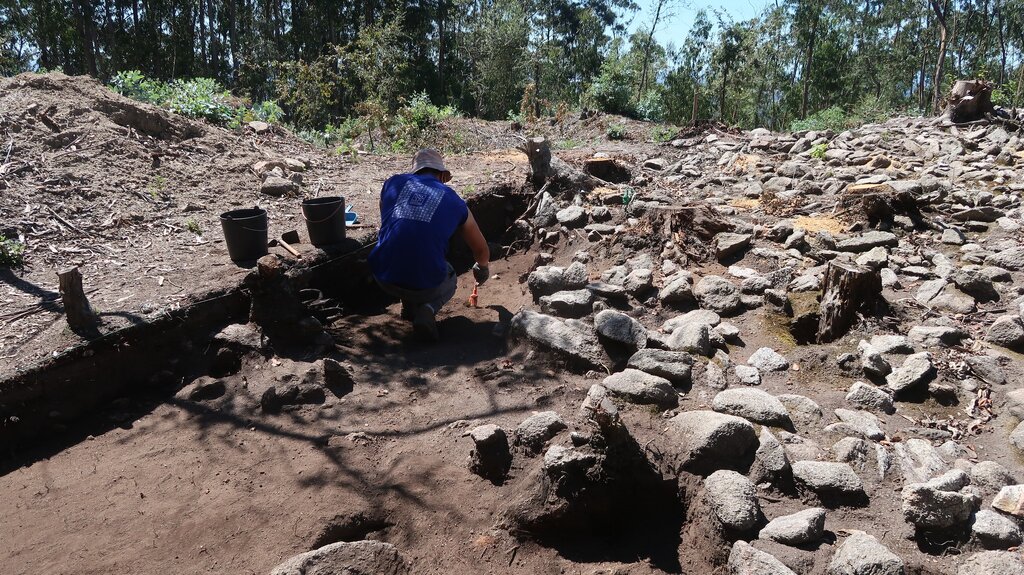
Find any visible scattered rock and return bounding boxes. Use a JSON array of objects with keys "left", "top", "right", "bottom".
[
  {"left": 750, "top": 427, "right": 791, "bottom": 484},
  {"left": 662, "top": 410, "right": 758, "bottom": 475},
  {"left": 729, "top": 540, "right": 797, "bottom": 575},
  {"left": 626, "top": 349, "right": 694, "bottom": 385},
  {"left": 510, "top": 310, "right": 606, "bottom": 369},
  {"left": 705, "top": 469, "right": 760, "bottom": 531},
  {"left": 695, "top": 275, "right": 743, "bottom": 315},
  {"left": 760, "top": 508, "right": 826, "bottom": 546},
  {"left": 747, "top": 347, "right": 790, "bottom": 372},
  {"left": 901, "top": 479, "right": 980, "bottom": 529},
  {"left": 791, "top": 461, "right": 864, "bottom": 497},
  {"left": 957, "top": 551, "right": 1024, "bottom": 575},
  {"left": 885, "top": 352, "right": 935, "bottom": 395},
  {"left": 985, "top": 315, "right": 1024, "bottom": 350},
  {"left": 712, "top": 388, "right": 793, "bottom": 428},
  {"left": 515, "top": 411, "right": 567, "bottom": 451},
  {"left": 827, "top": 531, "right": 904, "bottom": 575},
  {"left": 734, "top": 365, "right": 762, "bottom": 386},
  {"left": 602, "top": 369, "right": 678, "bottom": 407},
  {"left": 971, "top": 510, "right": 1023, "bottom": 548},
  {"left": 845, "top": 381, "right": 894, "bottom": 414},
  {"left": 269, "top": 540, "right": 408, "bottom": 575},
  {"left": 969, "top": 461, "right": 1016, "bottom": 495},
  {"left": 594, "top": 309, "right": 648, "bottom": 351},
  {"left": 716, "top": 232, "right": 753, "bottom": 261},
  {"left": 992, "top": 485, "right": 1024, "bottom": 517},
  {"left": 468, "top": 424, "right": 512, "bottom": 482}
]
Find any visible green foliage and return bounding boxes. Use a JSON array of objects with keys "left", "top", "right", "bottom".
[
  {"left": 584, "top": 48, "right": 633, "bottom": 116},
  {"left": 0, "top": 234, "right": 25, "bottom": 267},
  {"left": 606, "top": 123, "right": 626, "bottom": 140},
  {"left": 789, "top": 106, "right": 848, "bottom": 132},
  {"left": 810, "top": 143, "right": 828, "bottom": 159},
  {"left": 635, "top": 90, "right": 666, "bottom": 122},
  {"left": 166, "top": 77, "right": 235, "bottom": 123},
  {"left": 185, "top": 218, "right": 202, "bottom": 235},
  {"left": 111, "top": 71, "right": 284, "bottom": 128},
  {"left": 651, "top": 125, "right": 676, "bottom": 143},
  {"left": 249, "top": 101, "right": 285, "bottom": 123},
  {"left": 398, "top": 92, "right": 458, "bottom": 132}
]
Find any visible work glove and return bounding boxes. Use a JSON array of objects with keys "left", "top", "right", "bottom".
[{"left": 472, "top": 262, "right": 490, "bottom": 285}]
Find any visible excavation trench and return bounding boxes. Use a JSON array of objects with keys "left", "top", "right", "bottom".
[{"left": 0, "top": 185, "right": 531, "bottom": 464}]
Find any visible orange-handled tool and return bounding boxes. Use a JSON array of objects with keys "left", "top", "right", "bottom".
[{"left": 468, "top": 285, "right": 479, "bottom": 307}]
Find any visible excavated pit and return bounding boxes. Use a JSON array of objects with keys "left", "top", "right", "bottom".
[{"left": 0, "top": 185, "right": 531, "bottom": 465}]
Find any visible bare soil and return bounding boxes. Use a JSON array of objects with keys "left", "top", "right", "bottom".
[{"left": 2, "top": 73, "right": 1023, "bottom": 575}]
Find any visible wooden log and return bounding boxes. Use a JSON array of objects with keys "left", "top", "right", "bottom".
[
  {"left": 817, "top": 261, "right": 881, "bottom": 343},
  {"left": 58, "top": 266, "right": 98, "bottom": 332},
  {"left": 945, "top": 79, "right": 994, "bottom": 123}
]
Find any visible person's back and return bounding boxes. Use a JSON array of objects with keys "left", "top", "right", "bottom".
[{"left": 369, "top": 173, "right": 468, "bottom": 290}]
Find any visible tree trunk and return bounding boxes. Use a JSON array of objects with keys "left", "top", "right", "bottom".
[
  {"left": 58, "top": 267, "right": 99, "bottom": 333},
  {"left": 945, "top": 79, "right": 994, "bottom": 122},
  {"left": 817, "top": 261, "right": 881, "bottom": 343},
  {"left": 638, "top": 0, "right": 666, "bottom": 98},
  {"left": 929, "top": 0, "right": 949, "bottom": 115},
  {"left": 800, "top": 12, "right": 820, "bottom": 119}
]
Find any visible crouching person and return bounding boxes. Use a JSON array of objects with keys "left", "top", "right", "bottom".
[{"left": 368, "top": 149, "right": 490, "bottom": 341}]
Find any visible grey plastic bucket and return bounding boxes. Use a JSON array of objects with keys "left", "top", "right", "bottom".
[
  {"left": 302, "top": 196, "right": 347, "bottom": 246},
  {"left": 220, "top": 207, "right": 269, "bottom": 262}
]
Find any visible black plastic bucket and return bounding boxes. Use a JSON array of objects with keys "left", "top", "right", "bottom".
[
  {"left": 302, "top": 196, "right": 346, "bottom": 246},
  {"left": 220, "top": 207, "right": 269, "bottom": 262}
]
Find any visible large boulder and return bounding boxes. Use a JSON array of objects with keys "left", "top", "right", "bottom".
[
  {"left": 885, "top": 352, "right": 935, "bottom": 395},
  {"left": 515, "top": 411, "right": 567, "bottom": 451},
  {"left": 760, "top": 508, "right": 826, "bottom": 546},
  {"left": 827, "top": 531, "right": 904, "bottom": 575},
  {"left": 705, "top": 470, "right": 760, "bottom": 531},
  {"left": 594, "top": 309, "right": 648, "bottom": 351},
  {"left": 662, "top": 410, "right": 758, "bottom": 475},
  {"left": 729, "top": 541, "right": 797, "bottom": 575},
  {"left": 626, "top": 349, "right": 694, "bottom": 385},
  {"left": 509, "top": 310, "right": 606, "bottom": 369},
  {"left": 792, "top": 461, "right": 864, "bottom": 497},
  {"left": 601, "top": 369, "right": 678, "bottom": 407},
  {"left": 712, "top": 388, "right": 793, "bottom": 428},
  {"left": 695, "top": 275, "right": 743, "bottom": 315},
  {"left": 901, "top": 477, "right": 980, "bottom": 529},
  {"left": 270, "top": 540, "right": 408, "bottom": 575}
]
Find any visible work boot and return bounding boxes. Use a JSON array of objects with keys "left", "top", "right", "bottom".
[{"left": 412, "top": 304, "right": 439, "bottom": 342}]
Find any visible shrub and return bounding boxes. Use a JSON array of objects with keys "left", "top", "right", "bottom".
[
  {"left": 584, "top": 61, "right": 632, "bottom": 117},
  {"left": 790, "top": 106, "right": 848, "bottom": 132},
  {"left": 0, "top": 234, "right": 25, "bottom": 267},
  {"left": 810, "top": 143, "right": 828, "bottom": 159},
  {"left": 651, "top": 125, "right": 676, "bottom": 143},
  {"left": 607, "top": 123, "right": 626, "bottom": 140},
  {"left": 635, "top": 90, "right": 666, "bottom": 122},
  {"left": 110, "top": 71, "right": 286, "bottom": 128}
]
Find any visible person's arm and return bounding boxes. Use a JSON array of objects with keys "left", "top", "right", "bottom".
[{"left": 459, "top": 210, "right": 490, "bottom": 268}]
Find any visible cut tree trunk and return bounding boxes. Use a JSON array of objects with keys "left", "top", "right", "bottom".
[
  {"left": 837, "top": 183, "right": 932, "bottom": 231},
  {"left": 522, "top": 137, "right": 600, "bottom": 194},
  {"left": 817, "top": 261, "right": 882, "bottom": 343},
  {"left": 945, "top": 79, "right": 995, "bottom": 122},
  {"left": 58, "top": 266, "right": 98, "bottom": 333}
]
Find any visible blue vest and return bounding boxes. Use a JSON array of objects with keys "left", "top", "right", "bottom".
[{"left": 369, "top": 174, "right": 469, "bottom": 290}]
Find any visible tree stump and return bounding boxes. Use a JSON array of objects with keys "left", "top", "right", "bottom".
[
  {"left": 522, "top": 137, "right": 600, "bottom": 194},
  {"left": 58, "top": 266, "right": 98, "bottom": 332},
  {"left": 945, "top": 79, "right": 994, "bottom": 123},
  {"left": 817, "top": 261, "right": 881, "bottom": 343}
]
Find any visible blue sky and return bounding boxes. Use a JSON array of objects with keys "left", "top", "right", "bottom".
[{"left": 624, "top": 0, "right": 771, "bottom": 48}]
